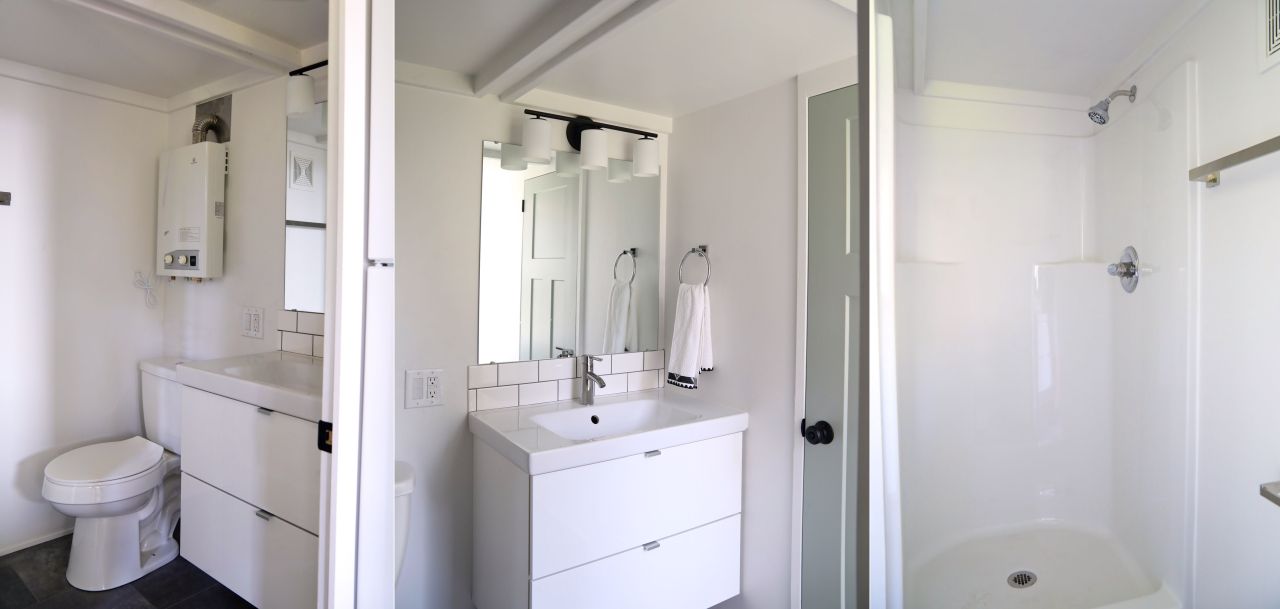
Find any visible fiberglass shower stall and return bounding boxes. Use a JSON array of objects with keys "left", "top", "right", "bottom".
[{"left": 892, "top": 63, "right": 1199, "bottom": 608}]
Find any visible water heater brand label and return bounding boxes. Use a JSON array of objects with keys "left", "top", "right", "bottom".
[{"left": 179, "top": 227, "right": 202, "bottom": 243}]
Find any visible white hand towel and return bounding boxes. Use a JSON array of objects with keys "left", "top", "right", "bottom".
[
  {"left": 603, "top": 280, "right": 632, "bottom": 353},
  {"left": 667, "top": 283, "right": 713, "bottom": 388}
]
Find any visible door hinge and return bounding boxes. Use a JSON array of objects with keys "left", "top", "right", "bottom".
[
  {"left": 318, "top": 420, "right": 333, "bottom": 453},
  {"left": 521, "top": 199, "right": 526, "bottom": 213}
]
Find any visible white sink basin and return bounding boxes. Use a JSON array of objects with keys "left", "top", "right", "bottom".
[
  {"left": 177, "top": 351, "right": 323, "bottom": 422},
  {"left": 530, "top": 399, "right": 700, "bottom": 441},
  {"left": 470, "top": 390, "right": 748, "bottom": 474}
]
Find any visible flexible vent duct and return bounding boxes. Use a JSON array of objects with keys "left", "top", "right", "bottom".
[{"left": 192, "top": 115, "right": 224, "bottom": 144}]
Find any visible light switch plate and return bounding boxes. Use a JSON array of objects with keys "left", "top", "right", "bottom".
[
  {"left": 241, "top": 306, "right": 265, "bottom": 339},
  {"left": 406, "top": 369, "right": 445, "bottom": 408}
]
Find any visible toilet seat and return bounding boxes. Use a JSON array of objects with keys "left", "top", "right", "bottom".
[{"left": 43, "top": 437, "right": 167, "bottom": 505}]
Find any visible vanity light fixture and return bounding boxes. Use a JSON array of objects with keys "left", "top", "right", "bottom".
[
  {"left": 632, "top": 136, "right": 659, "bottom": 177},
  {"left": 521, "top": 109, "right": 660, "bottom": 173},
  {"left": 607, "top": 159, "right": 633, "bottom": 183},
  {"left": 500, "top": 143, "right": 529, "bottom": 171},
  {"left": 580, "top": 128, "right": 608, "bottom": 170},
  {"left": 287, "top": 60, "right": 327, "bottom": 117},
  {"left": 554, "top": 150, "right": 581, "bottom": 176},
  {"left": 522, "top": 117, "right": 552, "bottom": 163}
]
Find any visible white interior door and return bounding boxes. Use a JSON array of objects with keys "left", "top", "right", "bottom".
[
  {"left": 520, "top": 172, "right": 580, "bottom": 360},
  {"left": 799, "top": 82, "right": 860, "bottom": 608}
]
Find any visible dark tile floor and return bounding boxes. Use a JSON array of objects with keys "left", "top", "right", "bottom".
[{"left": 0, "top": 536, "right": 252, "bottom": 609}]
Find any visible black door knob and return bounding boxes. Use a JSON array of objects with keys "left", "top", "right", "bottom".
[{"left": 804, "top": 420, "right": 834, "bottom": 445}]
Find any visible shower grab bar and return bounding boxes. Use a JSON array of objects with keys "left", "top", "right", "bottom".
[
  {"left": 678, "top": 245, "right": 710, "bottom": 286},
  {"left": 613, "top": 248, "right": 637, "bottom": 284},
  {"left": 1189, "top": 132, "right": 1280, "bottom": 188}
]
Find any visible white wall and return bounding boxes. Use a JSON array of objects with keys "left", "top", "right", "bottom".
[
  {"left": 162, "top": 78, "right": 287, "bottom": 360},
  {"left": 394, "top": 84, "right": 639, "bottom": 608},
  {"left": 665, "top": 79, "right": 797, "bottom": 609},
  {"left": 0, "top": 74, "right": 167, "bottom": 553},
  {"left": 581, "top": 169, "right": 661, "bottom": 354}
]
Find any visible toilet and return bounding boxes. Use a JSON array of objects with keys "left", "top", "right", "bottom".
[
  {"left": 42, "top": 357, "right": 184, "bottom": 591},
  {"left": 395, "top": 460, "right": 415, "bottom": 582}
]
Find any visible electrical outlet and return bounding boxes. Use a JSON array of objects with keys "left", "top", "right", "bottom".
[
  {"left": 241, "top": 306, "right": 264, "bottom": 339},
  {"left": 406, "top": 369, "right": 445, "bottom": 408}
]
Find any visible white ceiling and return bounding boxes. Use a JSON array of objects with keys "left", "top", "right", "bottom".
[
  {"left": 534, "top": 0, "right": 856, "bottom": 117},
  {"left": 186, "top": 0, "right": 329, "bottom": 49},
  {"left": 0, "top": 0, "right": 327, "bottom": 100},
  {"left": 921, "top": 0, "right": 1187, "bottom": 96},
  {"left": 396, "top": 0, "right": 564, "bottom": 76}
]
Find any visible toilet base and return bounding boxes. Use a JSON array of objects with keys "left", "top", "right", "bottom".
[{"left": 64, "top": 468, "right": 181, "bottom": 591}]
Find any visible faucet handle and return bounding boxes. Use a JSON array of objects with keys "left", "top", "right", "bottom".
[{"left": 585, "top": 355, "right": 603, "bottom": 362}]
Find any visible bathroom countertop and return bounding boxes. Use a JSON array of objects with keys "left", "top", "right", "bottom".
[
  {"left": 177, "top": 351, "right": 323, "bottom": 422},
  {"left": 469, "top": 388, "right": 748, "bottom": 475}
]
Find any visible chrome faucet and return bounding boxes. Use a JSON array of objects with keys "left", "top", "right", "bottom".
[{"left": 581, "top": 355, "right": 606, "bottom": 405}]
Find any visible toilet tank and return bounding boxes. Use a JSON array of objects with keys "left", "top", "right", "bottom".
[{"left": 140, "top": 357, "right": 185, "bottom": 454}]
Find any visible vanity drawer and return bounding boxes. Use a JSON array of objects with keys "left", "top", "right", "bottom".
[
  {"left": 181, "top": 474, "right": 317, "bottom": 609},
  {"left": 529, "top": 432, "right": 741, "bottom": 578},
  {"left": 180, "top": 386, "right": 321, "bottom": 533},
  {"left": 531, "top": 514, "right": 741, "bottom": 609}
]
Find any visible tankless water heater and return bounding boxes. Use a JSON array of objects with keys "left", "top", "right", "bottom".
[{"left": 156, "top": 142, "right": 227, "bottom": 278}]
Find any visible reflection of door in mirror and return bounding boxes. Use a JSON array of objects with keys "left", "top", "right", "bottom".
[
  {"left": 520, "top": 172, "right": 580, "bottom": 361},
  {"left": 285, "top": 102, "right": 327, "bottom": 313}
]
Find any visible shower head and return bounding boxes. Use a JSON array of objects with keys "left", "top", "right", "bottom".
[{"left": 1088, "top": 85, "right": 1137, "bottom": 125}]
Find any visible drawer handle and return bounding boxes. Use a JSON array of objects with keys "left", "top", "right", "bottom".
[
  {"left": 644, "top": 450, "right": 662, "bottom": 458},
  {"left": 642, "top": 541, "right": 660, "bottom": 551},
  {"left": 257, "top": 407, "right": 272, "bottom": 415},
  {"left": 255, "top": 509, "right": 274, "bottom": 521}
]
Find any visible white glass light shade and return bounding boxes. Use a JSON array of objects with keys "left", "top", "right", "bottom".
[
  {"left": 633, "top": 137, "right": 659, "bottom": 177},
  {"left": 522, "top": 117, "right": 552, "bottom": 163},
  {"left": 608, "top": 159, "right": 633, "bottom": 183},
  {"left": 500, "top": 143, "right": 528, "bottom": 170},
  {"left": 555, "top": 150, "right": 581, "bottom": 176},
  {"left": 287, "top": 74, "right": 316, "bottom": 117},
  {"left": 579, "top": 128, "right": 608, "bottom": 170}
]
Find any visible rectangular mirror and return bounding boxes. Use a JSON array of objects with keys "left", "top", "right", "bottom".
[
  {"left": 285, "top": 102, "right": 327, "bottom": 313},
  {"left": 478, "top": 141, "right": 659, "bottom": 363}
]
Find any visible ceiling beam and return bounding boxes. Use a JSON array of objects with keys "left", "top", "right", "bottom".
[
  {"left": 473, "top": 0, "right": 663, "bottom": 100},
  {"left": 57, "top": 0, "right": 304, "bottom": 73},
  {"left": 495, "top": 0, "right": 675, "bottom": 103}
]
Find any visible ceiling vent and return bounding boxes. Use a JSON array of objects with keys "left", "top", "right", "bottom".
[{"left": 1263, "top": 0, "right": 1280, "bottom": 71}]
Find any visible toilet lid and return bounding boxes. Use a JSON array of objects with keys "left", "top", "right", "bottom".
[{"left": 45, "top": 436, "right": 163, "bottom": 485}]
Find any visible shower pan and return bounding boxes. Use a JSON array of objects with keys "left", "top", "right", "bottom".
[{"left": 892, "top": 64, "right": 1198, "bottom": 609}]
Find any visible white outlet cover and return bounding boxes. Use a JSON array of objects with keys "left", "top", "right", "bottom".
[
  {"left": 406, "top": 369, "right": 445, "bottom": 408},
  {"left": 242, "top": 306, "right": 265, "bottom": 339}
]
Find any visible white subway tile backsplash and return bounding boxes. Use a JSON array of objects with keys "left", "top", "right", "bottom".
[
  {"left": 476, "top": 385, "right": 518, "bottom": 411},
  {"left": 468, "top": 364, "right": 498, "bottom": 389},
  {"left": 281, "top": 331, "right": 312, "bottom": 355},
  {"left": 627, "top": 369, "right": 662, "bottom": 391},
  {"left": 643, "top": 350, "right": 665, "bottom": 371},
  {"left": 312, "top": 335, "right": 325, "bottom": 357},
  {"left": 539, "top": 358, "right": 575, "bottom": 381},
  {"left": 597, "top": 374, "right": 628, "bottom": 396},
  {"left": 612, "top": 352, "right": 643, "bottom": 374},
  {"left": 277, "top": 310, "right": 298, "bottom": 333},
  {"left": 468, "top": 390, "right": 477, "bottom": 412},
  {"left": 297, "top": 312, "right": 325, "bottom": 335},
  {"left": 498, "top": 361, "right": 539, "bottom": 385},
  {"left": 557, "top": 379, "right": 579, "bottom": 400},
  {"left": 518, "top": 381, "right": 558, "bottom": 406},
  {"left": 581, "top": 354, "right": 611, "bottom": 376}
]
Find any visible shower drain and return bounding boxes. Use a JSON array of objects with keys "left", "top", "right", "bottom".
[{"left": 1007, "top": 571, "right": 1037, "bottom": 589}]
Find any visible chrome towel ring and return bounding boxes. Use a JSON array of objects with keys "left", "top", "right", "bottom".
[
  {"left": 614, "top": 248, "right": 637, "bottom": 284},
  {"left": 678, "top": 246, "right": 710, "bottom": 286}
]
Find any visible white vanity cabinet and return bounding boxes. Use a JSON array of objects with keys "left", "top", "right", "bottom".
[
  {"left": 474, "top": 431, "right": 744, "bottom": 609},
  {"left": 179, "top": 385, "right": 321, "bottom": 609}
]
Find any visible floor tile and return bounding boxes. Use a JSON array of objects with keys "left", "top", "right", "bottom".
[
  {"left": 28, "top": 586, "right": 152, "bottom": 609},
  {"left": 166, "top": 586, "right": 252, "bottom": 609},
  {"left": 131, "top": 560, "right": 215, "bottom": 609},
  {"left": 0, "top": 565, "right": 36, "bottom": 609},
  {"left": 3, "top": 538, "right": 72, "bottom": 601}
]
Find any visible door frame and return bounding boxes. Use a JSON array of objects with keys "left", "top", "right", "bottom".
[{"left": 791, "top": 57, "right": 858, "bottom": 609}]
